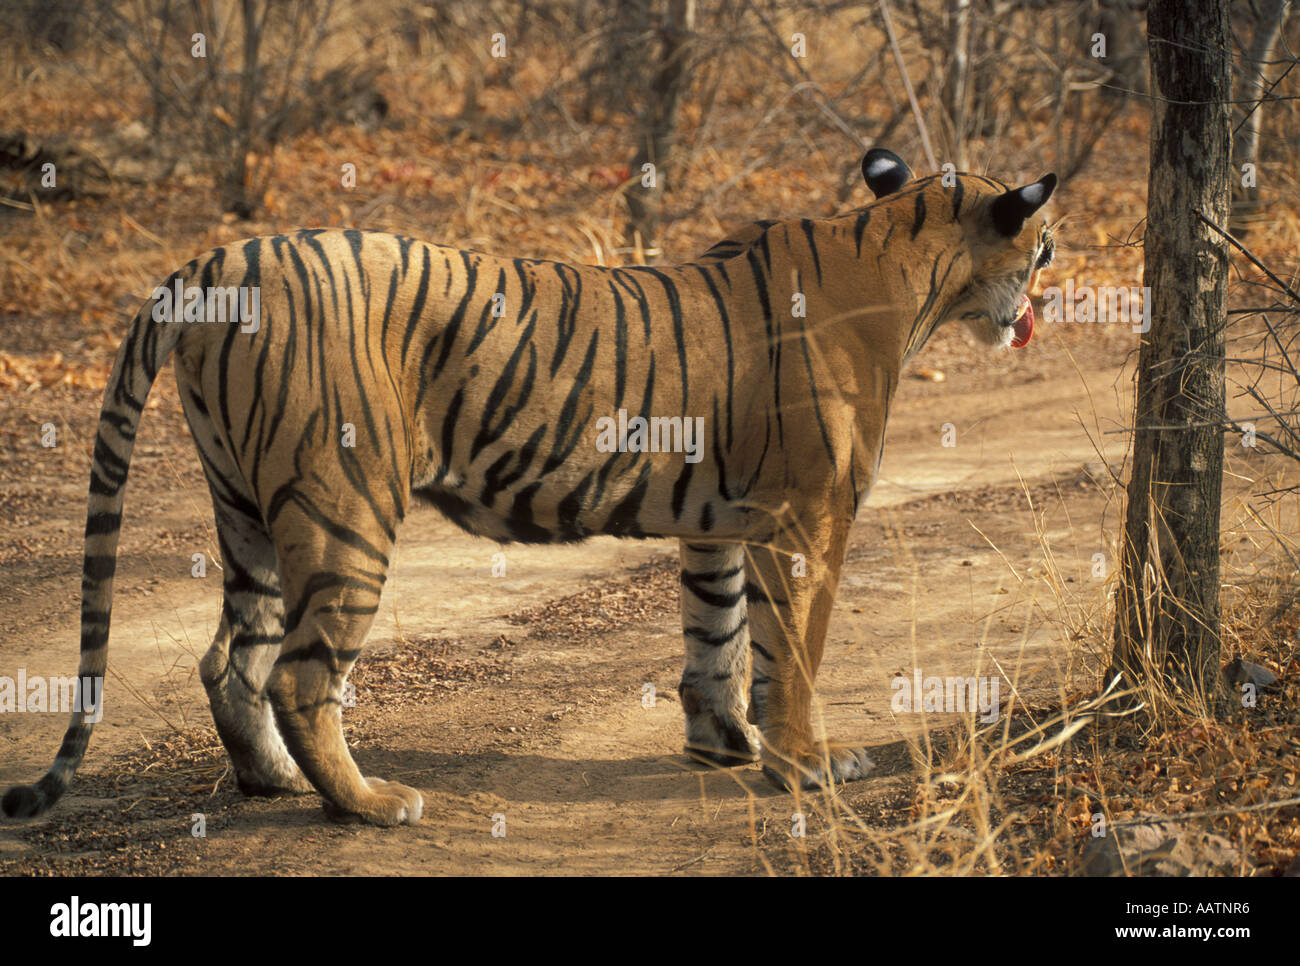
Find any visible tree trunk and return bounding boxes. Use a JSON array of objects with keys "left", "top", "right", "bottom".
[
  {"left": 943, "top": 0, "right": 971, "bottom": 170},
  {"left": 624, "top": 0, "right": 695, "bottom": 262},
  {"left": 222, "top": 0, "right": 264, "bottom": 218},
  {"left": 1110, "top": 0, "right": 1232, "bottom": 703},
  {"left": 1230, "top": 0, "right": 1291, "bottom": 234}
]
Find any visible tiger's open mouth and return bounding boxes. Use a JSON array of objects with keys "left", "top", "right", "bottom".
[{"left": 1007, "top": 295, "right": 1033, "bottom": 348}]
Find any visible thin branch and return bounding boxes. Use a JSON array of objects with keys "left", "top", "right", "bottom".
[
  {"left": 878, "top": 0, "right": 936, "bottom": 170},
  {"left": 1198, "top": 212, "right": 1300, "bottom": 306}
]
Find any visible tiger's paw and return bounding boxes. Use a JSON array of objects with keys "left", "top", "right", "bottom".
[
  {"left": 235, "top": 771, "right": 315, "bottom": 797},
  {"left": 761, "top": 742, "right": 874, "bottom": 792},
  {"left": 685, "top": 724, "right": 762, "bottom": 769},
  {"left": 322, "top": 777, "right": 424, "bottom": 826},
  {"left": 680, "top": 686, "right": 761, "bottom": 767}
]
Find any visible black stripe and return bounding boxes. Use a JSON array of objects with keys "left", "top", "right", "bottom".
[
  {"left": 800, "top": 219, "right": 822, "bottom": 286},
  {"left": 91, "top": 434, "right": 129, "bottom": 486},
  {"left": 683, "top": 617, "right": 747, "bottom": 647},
  {"left": 429, "top": 250, "right": 480, "bottom": 382},
  {"left": 737, "top": 411, "right": 772, "bottom": 498},
  {"left": 549, "top": 264, "right": 582, "bottom": 377},
  {"left": 609, "top": 280, "right": 628, "bottom": 411},
  {"left": 670, "top": 460, "right": 694, "bottom": 520},
  {"left": 230, "top": 633, "right": 285, "bottom": 649},
  {"left": 710, "top": 397, "right": 732, "bottom": 501},
  {"left": 332, "top": 393, "right": 398, "bottom": 545},
  {"left": 641, "top": 268, "right": 689, "bottom": 414},
  {"left": 282, "top": 491, "right": 390, "bottom": 567},
  {"left": 82, "top": 553, "right": 117, "bottom": 583},
  {"left": 506, "top": 482, "right": 554, "bottom": 543},
  {"left": 796, "top": 313, "right": 837, "bottom": 470},
  {"left": 691, "top": 265, "right": 735, "bottom": 450},
  {"left": 84, "top": 511, "right": 121, "bottom": 536},
  {"left": 745, "top": 248, "right": 774, "bottom": 372},
  {"left": 854, "top": 209, "right": 871, "bottom": 256},
  {"left": 437, "top": 387, "right": 466, "bottom": 480},
  {"left": 540, "top": 329, "right": 599, "bottom": 477},
  {"left": 745, "top": 581, "right": 788, "bottom": 607},
  {"left": 56, "top": 727, "right": 92, "bottom": 762},
  {"left": 100, "top": 410, "right": 136, "bottom": 439},
  {"left": 603, "top": 462, "right": 652, "bottom": 537},
  {"left": 556, "top": 471, "right": 596, "bottom": 540},
  {"left": 516, "top": 416, "right": 549, "bottom": 466},
  {"left": 613, "top": 269, "right": 653, "bottom": 344},
  {"left": 470, "top": 317, "right": 538, "bottom": 462},
  {"left": 683, "top": 542, "right": 721, "bottom": 554},
  {"left": 465, "top": 266, "right": 508, "bottom": 355},
  {"left": 513, "top": 259, "right": 536, "bottom": 325},
  {"left": 399, "top": 246, "right": 433, "bottom": 367},
  {"left": 478, "top": 450, "right": 515, "bottom": 509},
  {"left": 698, "top": 502, "right": 714, "bottom": 530},
  {"left": 283, "top": 572, "right": 384, "bottom": 638},
  {"left": 87, "top": 469, "right": 116, "bottom": 497},
  {"left": 681, "top": 571, "right": 743, "bottom": 609},
  {"left": 216, "top": 239, "right": 262, "bottom": 440},
  {"left": 273, "top": 637, "right": 363, "bottom": 670}
]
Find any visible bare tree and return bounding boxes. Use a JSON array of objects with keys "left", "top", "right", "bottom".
[
  {"left": 1230, "top": 0, "right": 1292, "bottom": 233},
  {"left": 95, "top": 0, "right": 387, "bottom": 218},
  {"left": 1110, "top": 0, "right": 1233, "bottom": 703},
  {"left": 941, "top": 0, "right": 971, "bottom": 169},
  {"left": 624, "top": 0, "right": 696, "bottom": 261}
]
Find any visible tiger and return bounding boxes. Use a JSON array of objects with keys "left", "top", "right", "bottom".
[{"left": 3, "top": 149, "right": 1056, "bottom": 826}]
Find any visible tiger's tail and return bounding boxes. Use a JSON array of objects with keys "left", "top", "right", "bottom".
[{"left": 2, "top": 272, "right": 189, "bottom": 818}]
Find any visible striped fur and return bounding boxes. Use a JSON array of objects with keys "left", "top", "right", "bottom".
[{"left": 4, "top": 151, "right": 1056, "bottom": 824}]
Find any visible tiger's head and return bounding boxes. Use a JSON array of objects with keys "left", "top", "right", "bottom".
[{"left": 861, "top": 148, "right": 1056, "bottom": 350}]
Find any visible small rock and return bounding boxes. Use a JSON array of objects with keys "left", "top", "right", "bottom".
[
  {"left": 1080, "top": 814, "right": 1253, "bottom": 876},
  {"left": 1223, "top": 657, "right": 1279, "bottom": 689}
]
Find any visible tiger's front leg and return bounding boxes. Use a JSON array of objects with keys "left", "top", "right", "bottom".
[
  {"left": 678, "top": 542, "right": 762, "bottom": 766},
  {"left": 744, "top": 520, "right": 874, "bottom": 790}
]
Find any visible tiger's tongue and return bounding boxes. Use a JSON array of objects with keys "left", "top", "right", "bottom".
[{"left": 1010, "top": 296, "right": 1034, "bottom": 348}]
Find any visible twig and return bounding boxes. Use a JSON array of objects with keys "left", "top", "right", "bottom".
[
  {"left": 879, "top": 0, "right": 937, "bottom": 170},
  {"left": 669, "top": 848, "right": 714, "bottom": 872},
  {"left": 1110, "top": 795, "right": 1300, "bottom": 829},
  {"left": 1197, "top": 212, "right": 1300, "bottom": 307}
]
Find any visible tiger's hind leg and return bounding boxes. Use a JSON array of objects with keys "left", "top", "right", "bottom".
[
  {"left": 194, "top": 445, "right": 311, "bottom": 796},
  {"left": 678, "top": 542, "right": 761, "bottom": 767},
  {"left": 263, "top": 502, "right": 422, "bottom": 826}
]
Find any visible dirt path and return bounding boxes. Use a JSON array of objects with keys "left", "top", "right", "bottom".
[{"left": 0, "top": 331, "right": 1137, "bottom": 874}]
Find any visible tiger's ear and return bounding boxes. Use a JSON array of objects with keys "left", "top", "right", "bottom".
[
  {"left": 990, "top": 173, "right": 1058, "bottom": 237},
  {"left": 862, "top": 149, "right": 913, "bottom": 198}
]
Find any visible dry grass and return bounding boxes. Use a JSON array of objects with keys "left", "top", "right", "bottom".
[{"left": 745, "top": 454, "right": 1300, "bottom": 877}]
